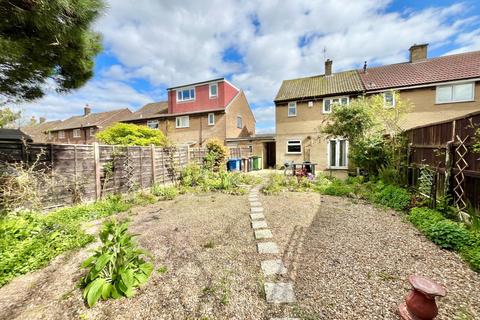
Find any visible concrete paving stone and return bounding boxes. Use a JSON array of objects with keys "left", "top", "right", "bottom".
[
  {"left": 255, "top": 229, "right": 273, "bottom": 239},
  {"left": 261, "top": 260, "right": 287, "bottom": 276},
  {"left": 250, "top": 213, "right": 265, "bottom": 220},
  {"left": 251, "top": 207, "right": 264, "bottom": 213},
  {"left": 250, "top": 201, "right": 262, "bottom": 207},
  {"left": 257, "top": 242, "right": 279, "bottom": 254},
  {"left": 270, "top": 318, "right": 301, "bottom": 320},
  {"left": 264, "top": 282, "right": 296, "bottom": 303},
  {"left": 252, "top": 220, "right": 268, "bottom": 229}
]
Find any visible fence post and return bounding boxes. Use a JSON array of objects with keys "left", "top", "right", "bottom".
[
  {"left": 151, "top": 144, "right": 156, "bottom": 186},
  {"left": 93, "top": 142, "right": 101, "bottom": 201},
  {"left": 186, "top": 145, "right": 190, "bottom": 164}
]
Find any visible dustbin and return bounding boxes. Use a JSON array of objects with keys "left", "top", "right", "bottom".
[
  {"left": 251, "top": 156, "right": 262, "bottom": 170},
  {"left": 227, "top": 158, "right": 241, "bottom": 171}
]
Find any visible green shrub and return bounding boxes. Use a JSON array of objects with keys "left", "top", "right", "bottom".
[
  {"left": 373, "top": 184, "right": 411, "bottom": 210},
  {"left": 408, "top": 208, "right": 444, "bottom": 232},
  {"left": 0, "top": 195, "right": 132, "bottom": 287},
  {"left": 462, "top": 247, "right": 480, "bottom": 271},
  {"left": 426, "top": 220, "right": 471, "bottom": 250},
  {"left": 203, "top": 139, "right": 228, "bottom": 171},
  {"left": 81, "top": 219, "right": 153, "bottom": 307},
  {"left": 96, "top": 123, "right": 169, "bottom": 146},
  {"left": 151, "top": 185, "right": 178, "bottom": 200}
]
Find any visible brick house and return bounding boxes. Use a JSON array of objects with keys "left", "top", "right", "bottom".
[
  {"left": 47, "top": 106, "right": 132, "bottom": 144},
  {"left": 274, "top": 44, "right": 480, "bottom": 174},
  {"left": 22, "top": 118, "right": 61, "bottom": 143},
  {"left": 124, "top": 78, "right": 256, "bottom": 146}
]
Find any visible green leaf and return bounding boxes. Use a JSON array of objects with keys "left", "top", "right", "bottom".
[
  {"left": 101, "top": 282, "right": 113, "bottom": 300},
  {"left": 86, "top": 278, "right": 106, "bottom": 307},
  {"left": 94, "top": 253, "right": 111, "bottom": 271},
  {"left": 134, "top": 272, "right": 148, "bottom": 285},
  {"left": 81, "top": 256, "right": 95, "bottom": 268},
  {"left": 111, "top": 285, "right": 121, "bottom": 299},
  {"left": 139, "top": 263, "right": 153, "bottom": 276}
]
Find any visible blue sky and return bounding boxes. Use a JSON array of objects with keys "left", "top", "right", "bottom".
[{"left": 20, "top": 0, "right": 480, "bottom": 133}]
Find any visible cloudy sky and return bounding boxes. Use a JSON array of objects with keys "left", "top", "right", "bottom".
[{"left": 17, "top": 0, "right": 480, "bottom": 133}]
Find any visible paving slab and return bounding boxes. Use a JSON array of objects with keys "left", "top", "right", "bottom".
[
  {"left": 250, "top": 201, "right": 262, "bottom": 207},
  {"left": 252, "top": 220, "right": 268, "bottom": 229},
  {"left": 251, "top": 207, "right": 264, "bottom": 213},
  {"left": 265, "top": 282, "right": 296, "bottom": 303},
  {"left": 257, "top": 242, "right": 279, "bottom": 254},
  {"left": 261, "top": 260, "right": 287, "bottom": 276},
  {"left": 255, "top": 229, "right": 273, "bottom": 239},
  {"left": 270, "top": 318, "right": 301, "bottom": 320},
  {"left": 250, "top": 213, "right": 265, "bottom": 220},
  {"left": 248, "top": 196, "right": 259, "bottom": 201}
]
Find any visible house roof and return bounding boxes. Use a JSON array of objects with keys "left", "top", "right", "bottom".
[
  {"left": 22, "top": 120, "right": 61, "bottom": 142},
  {"left": 167, "top": 78, "right": 225, "bottom": 90},
  {"left": 359, "top": 50, "right": 480, "bottom": 91},
  {"left": 275, "top": 70, "right": 364, "bottom": 102},
  {"left": 0, "top": 128, "right": 32, "bottom": 142},
  {"left": 122, "top": 101, "right": 169, "bottom": 121},
  {"left": 50, "top": 108, "right": 132, "bottom": 131}
]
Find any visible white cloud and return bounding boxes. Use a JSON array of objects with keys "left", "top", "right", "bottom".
[{"left": 19, "top": 0, "right": 479, "bottom": 131}]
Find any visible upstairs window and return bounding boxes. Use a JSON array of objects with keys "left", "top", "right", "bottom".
[
  {"left": 323, "top": 96, "right": 349, "bottom": 114},
  {"left": 383, "top": 91, "right": 395, "bottom": 108},
  {"left": 58, "top": 130, "right": 65, "bottom": 139},
  {"left": 89, "top": 127, "right": 96, "bottom": 136},
  {"left": 208, "top": 113, "right": 215, "bottom": 126},
  {"left": 328, "top": 138, "right": 348, "bottom": 169},
  {"left": 237, "top": 116, "right": 243, "bottom": 129},
  {"left": 147, "top": 120, "right": 159, "bottom": 129},
  {"left": 436, "top": 82, "right": 474, "bottom": 104},
  {"left": 209, "top": 83, "right": 218, "bottom": 98},
  {"left": 177, "top": 87, "right": 195, "bottom": 102},
  {"left": 287, "top": 140, "right": 302, "bottom": 154},
  {"left": 176, "top": 116, "right": 189, "bottom": 128},
  {"left": 288, "top": 102, "right": 297, "bottom": 117}
]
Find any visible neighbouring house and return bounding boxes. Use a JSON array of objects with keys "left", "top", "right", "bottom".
[
  {"left": 47, "top": 106, "right": 132, "bottom": 144},
  {"left": 123, "top": 78, "right": 256, "bottom": 147},
  {"left": 274, "top": 44, "right": 480, "bottom": 174},
  {"left": 22, "top": 118, "right": 62, "bottom": 143}
]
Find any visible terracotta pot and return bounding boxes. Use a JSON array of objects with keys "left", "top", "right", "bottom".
[{"left": 398, "top": 275, "right": 446, "bottom": 320}]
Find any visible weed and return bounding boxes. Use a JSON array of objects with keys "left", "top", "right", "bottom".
[
  {"left": 157, "top": 265, "right": 168, "bottom": 275},
  {"left": 151, "top": 185, "right": 178, "bottom": 200},
  {"left": 202, "top": 240, "right": 215, "bottom": 249}
]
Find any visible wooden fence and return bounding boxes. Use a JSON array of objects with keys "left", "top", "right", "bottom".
[
  {"left": 406, "top": 112, "right": 480, "bottom": 211},
  {"left": 0, "top": 142, "right": 188, "bottom": 209}
]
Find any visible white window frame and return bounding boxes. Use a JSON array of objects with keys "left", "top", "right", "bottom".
[
  {"left": 286, "top": 140, "right": 302, "bottom": 154},
  {"left": 175, "top": 116, "right": 189, "bottom": 128},
  {"left": 209, "top": 83, "right": 218, "bottom": 98},
  {"left": 208, "top": 113, "right": 215, "bottom": 126},
  {"left": 147, "top": 120, "right": 159, "bottom": 130},
  {"left": 323, "top": 96, "right": 349, "bottom": 114},
  {"left": 58, "top": 130, "right": 65, "bottom": 139},
  {"left": 287, "top": 102, "right": 297, "bottom": 117},
  {"left": 237, "top": 115, "right": 243, "bottom": 129},
  {"left": 327, "top": 138, "right": 349, "bottom": 169},
  {"left": 176, "top": 87, "right": 196, "bottom": 102},
  {"left": 383, "top": 91, "right": 396, "bottom": 108},
  {"left": 73, "top": 129, "right": 81, "bottom": 138},
  {"left": 435, "top": 81, "right": 475, "bottom": 104},
  {"left": 89, "top": 127, "right": 95, "bottom": 136}
]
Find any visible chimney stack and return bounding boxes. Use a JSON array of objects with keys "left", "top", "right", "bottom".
[
  {"left": 409, "top": 44, "right": 428, "bottom": 63},
  {"left": 39, "top": 117, "right": 46, "bottom": 124},
  {"left": 325, "top": 59, "right": 333, "bottom": 76},
  {"left": 84, "top": 104, "right": 91, "bottom": 116}
]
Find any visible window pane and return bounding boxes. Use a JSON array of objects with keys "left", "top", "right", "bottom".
[
  {"left": 330, "top": 140, "right": 337, "bottom": 166},
  {"left": 287, "top": 141, "right": 301, "bottom": 153},
  {"left": 324, "top": 100, "right": 331, "bottom": 112},
  {"left": 333, "top": 98, "right": 339, "bottom": 104},
  {"left": 384, "top": 92, "right": 394, "bottom": 106},
  {"left": 453, "top": 83, "right": 473, "bottom": 101},
  {"left": 341, "top": 97, "right": 348, "bottom": 105},
  {"left": 288, "top": 103, "right": 296, "bottom": 116},
  {"left": 177, "top": 91, "right": 182, "bottom": 100},
  {"left": 436, "top": 86, "right": 452, "bottom": 103},
  {"left": 183, "top": 89, "right": 190, "bottom": 99},
  {"left": 339, "top": 140, "right": 346, "bottom": 167},
  {"left": 210, "top": 84, "right": 217, "bottom": 96},
  {"left": 190, "top": 89, "right": 195, "bottom": 99}
]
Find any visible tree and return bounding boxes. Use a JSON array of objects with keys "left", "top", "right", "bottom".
[
  {"left": 96, "top": 123, "right": 170, "bottom": 146},
  {"left": 321, "top": 93, "right": 411, "bottom": 175},
  {"left": 0, "top": 0, "right": 104, "bottom": 103},
  {"left": 203, "top": 139, "right": 228, "bottom": 171},
  {"left": 0, "top": 107, "right": 21, "bottom": 128}
]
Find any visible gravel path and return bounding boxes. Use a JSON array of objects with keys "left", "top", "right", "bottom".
[
  {"left": 262, "top": 192, "right": 480, "bottom": 320},
  {"left": 0, "top": 193, "right": 267, "bottom": 320}
]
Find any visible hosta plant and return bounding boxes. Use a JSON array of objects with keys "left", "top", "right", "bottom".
[{"left": 81, "top": 219, "right": 153, "bottom": 307}]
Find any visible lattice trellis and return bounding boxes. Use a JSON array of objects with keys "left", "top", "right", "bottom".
[
  {"left": 123, "top": 148, "right": 135, "bottom": 192},
  {"left": 453, "top": 135, "right": 469, "bottom": 216},
  {"left": 418, "top": 165, "right": 434, "bottom": 198}
]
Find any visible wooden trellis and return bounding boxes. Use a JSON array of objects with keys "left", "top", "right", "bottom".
[
  {"left": 418, "top": 165, "right": 435, "bottom": 198},
  {"left": 453, "top": 135, "right": 469, "bottom": 214}
]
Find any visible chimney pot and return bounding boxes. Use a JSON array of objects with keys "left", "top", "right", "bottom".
[
  {"left": 325, "top": 59, "right": 333, "bottom": 76},
  {"left": 39, "top": 117, "right": 46, "bottom": 124},
  {"left": 409, "top": 43, "right": 428, "bottom": 63},
  {"left": 84, "top": 105, "right": 91, "bottom": 116}
]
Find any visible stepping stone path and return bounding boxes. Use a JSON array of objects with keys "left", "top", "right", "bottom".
[{"left": 247, "top": 186, "right": 297, "bottom": 319}]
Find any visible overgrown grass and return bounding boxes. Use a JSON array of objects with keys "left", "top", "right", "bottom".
[
  {"left": 180, "top": 163, "right": 260, "bottom": 195},
  {"left": 0, "top": 195, "right": 134, "bottom": 287},
  {"left": 151, "top": 185, "right": 179, "bottom": 200},
  {"left": 409, "top": 207, "right": 480, "bottom": 271}
]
